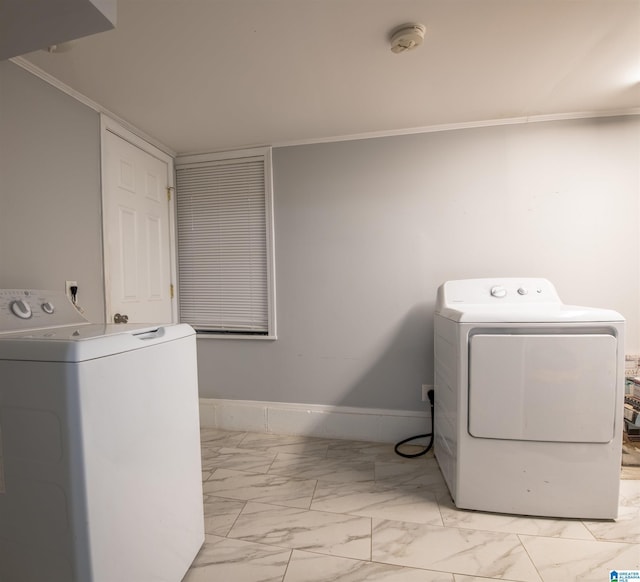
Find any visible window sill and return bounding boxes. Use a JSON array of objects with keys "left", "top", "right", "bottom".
[{"left": 195, "top": 333, "right": 277, "bottom": 341}]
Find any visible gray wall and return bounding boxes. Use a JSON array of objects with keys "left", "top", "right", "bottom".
[
  {"left": 0, "top": 61, "right": 104, "bottom": 322},
  {"left": 1, "top": 62, "right": 638, "bottom": 413},
  {"left": 196, "top": 116, "right": 640, "bottom": 411}
]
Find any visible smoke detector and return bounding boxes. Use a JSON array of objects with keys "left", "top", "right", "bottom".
[{"left": 390, "top": 23, "right": 426, "bottom": 54}]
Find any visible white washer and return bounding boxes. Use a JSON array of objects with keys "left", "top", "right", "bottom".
[
  {"left": 0, "top": 289, "right": 204, "bottom": 582},
  {"left": 434, "top": 278, "right": 624, "bottom": 519}
]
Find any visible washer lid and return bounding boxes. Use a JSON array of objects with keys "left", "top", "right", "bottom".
[
  {"left": 0, "top": 323, "right": 195, "bottom": 362},
  {"left": 435, "top": 278, "right": 624, "bottom": 323}
]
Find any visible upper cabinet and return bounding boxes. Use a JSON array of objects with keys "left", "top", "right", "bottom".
[{"left": 0, "top": 0, "right": 116, "bottom": 60}]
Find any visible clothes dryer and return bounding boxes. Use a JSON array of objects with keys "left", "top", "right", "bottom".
[{"left": 434, "top": 278, "right": 624, "bottom": 518}]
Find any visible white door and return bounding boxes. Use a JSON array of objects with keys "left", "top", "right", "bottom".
[{"left": 102, "top": 121, "right": 175, "bottom": 324}]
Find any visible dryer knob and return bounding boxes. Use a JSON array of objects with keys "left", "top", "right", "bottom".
[{"left": 490, "top": 286, "right": 507, "bottom": 298}]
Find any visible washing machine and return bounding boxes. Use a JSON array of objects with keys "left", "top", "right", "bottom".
[
  {"left": 434, "top": 278, "right": 624, "bottom": 519},
  {"left": 0, "top": 289, "right": 204, "bottom": 582}
]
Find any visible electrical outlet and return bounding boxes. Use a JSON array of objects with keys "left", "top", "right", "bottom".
[
  {"left": 65, "top": 280, "right": 77, "bottom": 301},
  {"left": 422, "top": 384, "right": 433, "bottom": 401}
]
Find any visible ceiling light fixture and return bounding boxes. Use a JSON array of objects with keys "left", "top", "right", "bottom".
[{"left": 390, "top": 23, "right": 426, "bottom": 54}]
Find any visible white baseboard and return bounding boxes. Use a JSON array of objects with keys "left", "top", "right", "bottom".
[{"left": 199, "top": 398, "right": 432, "bottom": 444}]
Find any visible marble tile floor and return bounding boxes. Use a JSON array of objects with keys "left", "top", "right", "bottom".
[{"left": 183, "top": 428, "right": 640, "bottom": 582}]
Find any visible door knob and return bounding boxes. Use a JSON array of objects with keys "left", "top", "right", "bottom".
[{"left": 113, "top": 313, "right": 129, "bottom": 323}]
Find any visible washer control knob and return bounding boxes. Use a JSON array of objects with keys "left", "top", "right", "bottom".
[
  {"left": 41, "top": 302, "right": 55, "bottom": 314},
  {"left": 517, "top": 287, "right": 528, "bottom": 295},
  {"left": 490, "top": 286, "right": 507, "bottom": 298},
  {"left": 10, "top": 299, "right": 33, "bottom": 319}
]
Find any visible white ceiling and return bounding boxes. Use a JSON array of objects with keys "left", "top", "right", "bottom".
[{"left": 21, "top": 0, "right": 640, "bottom": 155}]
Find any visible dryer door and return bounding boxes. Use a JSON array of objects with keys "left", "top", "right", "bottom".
[{"left": 468, "top": 333, "right": 617, "bottom": 443}]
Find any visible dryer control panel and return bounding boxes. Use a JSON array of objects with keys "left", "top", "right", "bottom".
[
  {"left": 0, "top": 289, "right": 88, "bottom": 333},
  {"left": 434, "top": 278, "right": 623, "bottom": 323},
  {"left": 439, "top": 278, "right": 561, "bottom": 306}
]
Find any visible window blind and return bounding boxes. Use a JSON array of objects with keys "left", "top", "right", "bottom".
[{"left": 176, "top": 153, "right": 271, "bottom": 334}]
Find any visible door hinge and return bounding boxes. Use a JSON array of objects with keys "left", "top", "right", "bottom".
[
  {"left": 167, "top": 186, "right": 175, "bottom": 201},
  {"left": 170, "top": 283, "right": 175, "bottom": 299}
]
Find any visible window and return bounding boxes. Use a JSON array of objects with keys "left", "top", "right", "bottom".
[{"left": 175, "top": 147, "right": 276, "bottom": 337}]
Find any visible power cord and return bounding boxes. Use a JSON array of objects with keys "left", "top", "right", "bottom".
[
  {"left": 394, "top": 389, "right": 434, "bottom": 458},
  {"left": 69, "top": 285, "right": 85, "bottom": 314}
]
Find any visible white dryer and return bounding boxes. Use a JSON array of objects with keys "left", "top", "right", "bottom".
[
  {"left": 0, "top": 289, "right": 204, "bottom": 582},
  {"left": 434, "top": 278, "right": 624, "bottom": 519}
]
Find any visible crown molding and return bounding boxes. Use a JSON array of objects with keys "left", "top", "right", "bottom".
[
  {"left": 272, "top": 108, "right": 640, "bottom": 149},
  {"left": 10, "top": 56, "right": 176, "bottom": 158},
  {"left": 10, "top": 56, "right": 638, "bottom": 156}
]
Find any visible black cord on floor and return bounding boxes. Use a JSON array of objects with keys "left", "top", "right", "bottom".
[{"left": 394, "top": 389, "right": 434, "bottom": 458}]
